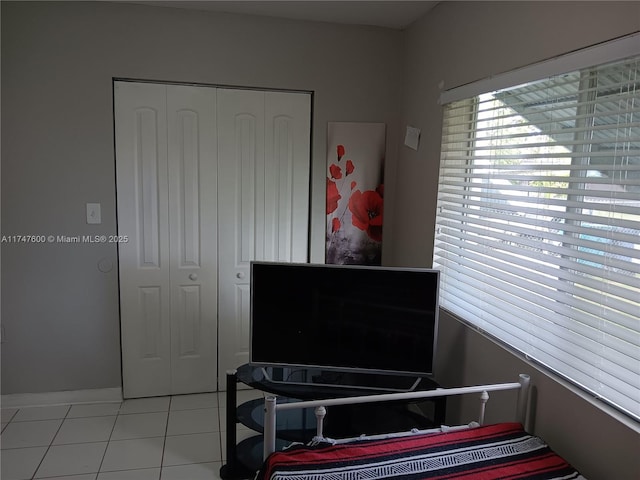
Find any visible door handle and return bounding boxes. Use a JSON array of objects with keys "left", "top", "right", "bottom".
[
  {"left": 236, "top": 272, "right": 245, "bottom": 279},
  {"left": 189, "top": 273, "right": 198, "bottom": 281}
]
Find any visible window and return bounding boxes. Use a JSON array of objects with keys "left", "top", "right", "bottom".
[{"left": 434, "top": 44, "right": 639, "bottom": 421}]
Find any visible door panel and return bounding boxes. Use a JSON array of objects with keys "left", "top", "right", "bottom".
[
  {"left": 177, "top": 285, "right": 200, "bottom": 355},
  {"left": 217, "top": 89, "right": 265, "bottom": 377},
  {"left": 136, "top": 108, "right": 163, "bottom": 268},
  {"left": 117, "top": 82, "right": 310, "bottom": 395},
  {"left": 167, "top": 85, "right": 218, "bottom": 394},
  {"left": 116, "top": 82, "right": 218, "bottom": 398},
  {"left": 265, "top": 91, "right": 312, "bottom": 263},
  {"left": 139, "top": 287, "right": 163, "bottom": 358},
  {"left": 217, "top": 89, "right": 311, "bottom": 382},
  {"left": 115, "top": 82, "right": 172, "bottom": 398}
]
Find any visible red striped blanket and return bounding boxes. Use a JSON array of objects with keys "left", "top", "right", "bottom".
[{"left": 257, "top": 422, "right": 586, "bottom": 480}]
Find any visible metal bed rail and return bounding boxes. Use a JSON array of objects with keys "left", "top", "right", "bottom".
[{"left": 263, "top": 373, "right": 531, "bottom": 460}]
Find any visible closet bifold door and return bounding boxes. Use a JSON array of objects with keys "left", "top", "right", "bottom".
[
  {"left": 115, "top": 81, "right": 172, "bottom": 398},
  {"left": 116, "top": 82, "right": 309, "bottom": 396},
  {"left": 166, "top": 85, "right": 218, "bottom": 396},
  {"left": 115, "top": 81, "right": 218, "bottom": 398},
  {"left": 216, "top": 88, "right": 311, "bottom": 382}
]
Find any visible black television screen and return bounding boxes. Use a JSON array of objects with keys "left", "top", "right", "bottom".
[{"left": 250, "top": 262, "right": 440, "bottom": 378}]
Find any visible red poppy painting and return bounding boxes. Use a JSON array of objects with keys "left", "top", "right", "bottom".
[
  {"left": 326, "top": 122, "right": 386, "bottom": 265},
  {"left": 329, "top": 164, "right": 343, "bottom": 180},
  {"left": 348, "top": 189, "right": 383, "bottom": 242},
  {"left": 346, "top": 160, "right": 355, "bottom": 175},
  {"left": 326, "top": 178, "right": 341, "bottom": 215}
]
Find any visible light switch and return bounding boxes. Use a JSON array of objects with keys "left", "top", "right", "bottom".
[
  {"left": 404, "top": 126, "right": 421, "bottom": 151},
  {"left": 86, "top": 203, "right": 101, "bottom": 224}
]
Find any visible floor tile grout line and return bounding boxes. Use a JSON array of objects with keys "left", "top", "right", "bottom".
[
  {"left": 95, "top": 403, "right": 122, "bottom": 476},
  {"left": 66, "top": 401, "right": 123, "bottom": 420},
  {"left": 93, "top": 460, "right": 224, "bottom": 477},
  {"left": 219, "top": 412, "right": 224, "bottom": 464},
  {"left": 1, "top": 423, "right": 200, "bottom": 449},
  {"left": 28, "top": 404, "right": 70, "bottom": 480},
  {"left": 158, "top": 396, "right": 173, "bottom": 476},
  {"left": 2, "top": 393, "right": 238, "bottom": 479},
  {"left": 1, "top": 408, "right": 19, "bottom": 424}
]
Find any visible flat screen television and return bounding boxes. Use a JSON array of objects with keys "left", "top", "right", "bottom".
[{"left": 250, "top": 262, "right": 440, "bottom": 385}]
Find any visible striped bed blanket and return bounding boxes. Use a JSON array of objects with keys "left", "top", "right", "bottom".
[{"left": 256, "top": 422, "right": 586, "bottom": 480}]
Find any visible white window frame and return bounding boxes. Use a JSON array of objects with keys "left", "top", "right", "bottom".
[
  {"left": 439, "top": 33, "right": 640, "bottom": 105},
  {"left": 435, "top": 33, "right": 640, "bottom": 422}
]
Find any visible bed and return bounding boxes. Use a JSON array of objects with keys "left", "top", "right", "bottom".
[{"left": 256, "top": 374, "right": 587, "bottom": 480}]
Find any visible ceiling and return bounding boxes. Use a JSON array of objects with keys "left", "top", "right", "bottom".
[{"left": 127, "top": 1, "right": 439, "bottom": 30}]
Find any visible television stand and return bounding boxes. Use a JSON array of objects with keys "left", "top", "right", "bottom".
[
  {"left": 221, "top": 364, "right": 446, "bottom": 479},
  {"left": 260, "top": 366, "right": 423, "bottom": 392}
]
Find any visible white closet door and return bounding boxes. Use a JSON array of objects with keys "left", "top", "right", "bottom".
[
  {"left": 264, "top": 91, "right": 311, "bottom": 262},
  {"left": 217, "top": 89, "right": 311, "bottom": 381},
  {"left": 166, "top": 85, "right": 218, "bottom": 394},
  {"left": 115, "top": 82, "right": 172, "bottom": 397},
  {"left": 216, "top": 89, "right": 264, "bottom": 378},
  {"left": 116, "top": 82, "right": 218, "bottom": 398},
  {"left": 117, "top": 82, "right": 310, "bottom": 395}
]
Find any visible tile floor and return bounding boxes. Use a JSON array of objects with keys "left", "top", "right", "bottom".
[{"left": 1, "top": 389, "right": 265, "bottom": 480}]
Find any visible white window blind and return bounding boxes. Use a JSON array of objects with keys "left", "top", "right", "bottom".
[{"left": 434, "top": 54, "right": 640, "bottom": 421}]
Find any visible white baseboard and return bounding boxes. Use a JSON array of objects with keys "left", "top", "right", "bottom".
[{"left": 1, "top": 387, "right": 123, "bottom": 408}]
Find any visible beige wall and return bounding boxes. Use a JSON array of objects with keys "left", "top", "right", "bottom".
[
  {"left": 2, "top": 1, "right": 638, "bottom": 478},
  {"left": 389, "top": 0, "right": 640, "bottom": 266},
  {"left": 393, "top": 2, "right": 640, "bottom": 479},
  {"left": 1, "top": 1, "right": 403, "bottom": 394}
]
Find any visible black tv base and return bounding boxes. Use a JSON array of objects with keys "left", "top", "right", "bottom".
[
  {"left": 220, "top": 364, "right": 446, "bottom": 480},
  {"left": 260, "top": 366, "right": 424, "bottom": 392}
]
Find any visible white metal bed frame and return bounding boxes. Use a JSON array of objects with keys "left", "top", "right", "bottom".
[{"left": 263, "top": 373, "right": 531, "bottom": 460}]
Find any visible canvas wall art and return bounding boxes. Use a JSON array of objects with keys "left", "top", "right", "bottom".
[{"left": 326, "top": 122, "right": 386, "bottom": 265}]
